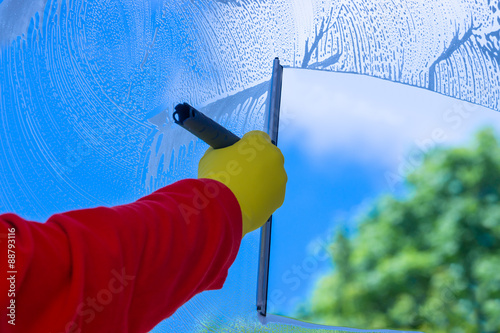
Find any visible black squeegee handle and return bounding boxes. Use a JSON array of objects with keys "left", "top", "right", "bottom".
[{"left": 173, "top": 103, "right": 240, "bottom": 149}]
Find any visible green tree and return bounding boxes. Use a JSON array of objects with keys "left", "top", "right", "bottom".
[{"left": 298, "top": 127, "right": 500, "bottom": 333}]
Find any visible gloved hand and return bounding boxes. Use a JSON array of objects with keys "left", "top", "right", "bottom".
[{"left": 198, "top": 130, "right": 287, "bottom": 237}]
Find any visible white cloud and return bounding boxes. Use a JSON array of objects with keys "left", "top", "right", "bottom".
[{"left": 280, "top": 68, "right": 500, "bottom": 167}]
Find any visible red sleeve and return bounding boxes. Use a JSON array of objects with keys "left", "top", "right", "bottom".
[{"left": 0, "top": 178, "right": 242, "bottom": 333}]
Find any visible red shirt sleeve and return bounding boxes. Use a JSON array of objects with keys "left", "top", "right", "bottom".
[{"left": 0, "top": 178, "right": 242, "bottom": 333}]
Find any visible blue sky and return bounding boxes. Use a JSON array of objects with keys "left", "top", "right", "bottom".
[{"left": 267, "top": 68, "right": 500, "bottom": 317}]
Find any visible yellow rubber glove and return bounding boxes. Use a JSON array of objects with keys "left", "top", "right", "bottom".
[{"left": 198, "top": 130, "right": 287, "bottom": 237}]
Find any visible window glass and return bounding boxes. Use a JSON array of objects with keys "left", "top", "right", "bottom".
[
  {"left": 268, "top": 68, "right": 500, "bottom": 332},
  {"left": 1, "top": 0, "right": 499, "bottom": 332}
]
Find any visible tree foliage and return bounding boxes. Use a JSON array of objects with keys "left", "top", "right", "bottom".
[{"left": 299, "top": 128, "right": 500, "bottom": 332}]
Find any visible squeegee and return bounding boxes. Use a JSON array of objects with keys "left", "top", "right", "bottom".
[{"left": 172, "top": 103, "right": 240, "bottom": 149}]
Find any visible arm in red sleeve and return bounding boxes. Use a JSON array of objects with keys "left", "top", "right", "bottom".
[{"left": 0, "top": 178, "right": 242, "bottom": 333}]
